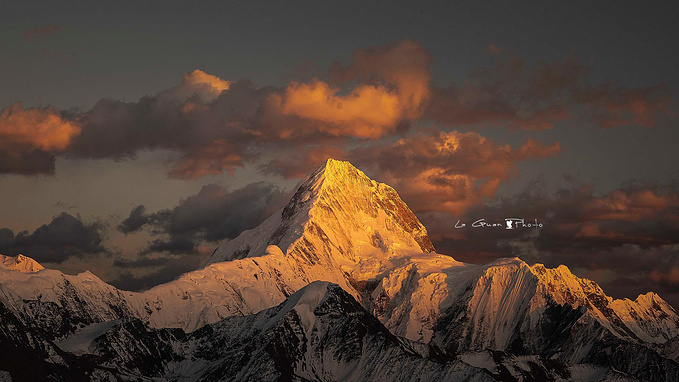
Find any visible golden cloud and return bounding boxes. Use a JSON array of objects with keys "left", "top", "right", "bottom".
[{"left": 0, "top": 103, "right": 81, "bottom": 153}]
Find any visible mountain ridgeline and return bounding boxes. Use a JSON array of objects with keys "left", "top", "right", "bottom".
[{"left": 1, "top": 159, "right": 678, "bottom": 381}]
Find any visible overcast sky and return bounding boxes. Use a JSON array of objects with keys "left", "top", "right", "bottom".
[{"left": 1, "top": 1, "right": 678, "bottom": 305}]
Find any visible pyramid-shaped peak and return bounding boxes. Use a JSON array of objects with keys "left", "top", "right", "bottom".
[
  {"left": 279, "top": 281, "right": 334, "bottom": 313},
  {"left": 282, "top": 158, "right": 435, "bottom": 252},
  {"left": 280, "top": 159, "right": 374, "bottom": 219},
  {"left": 207, "top": 158, "right": 435, "bottom": 265},
  {"left": 271, "top": 281, "right": 363, "bottom": 324}
]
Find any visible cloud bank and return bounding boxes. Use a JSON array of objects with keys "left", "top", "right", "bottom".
[
  {"left": 0, "top": 213, "right": 106, "bottom": 263},
  {"left": 3, "top": 40, "right": 671, "bottom": 185}
]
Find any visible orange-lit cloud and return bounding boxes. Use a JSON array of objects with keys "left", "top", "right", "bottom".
[
  {"left": 168, "top": 140, "right": 243, "bottom": 179},
  {"left": 330, "top": 40, "right": 431, "bottom": 120},
  {"left": 0, "top": 103, "right": 81, "bottom": 153},
  {"left": 576, "top": 84, "right": 674, "bottom": 128},
  {"left": 181, "top": 69, "right": 231, "bottom": 101},
  {"left": 279, "top": 81, "right": 401, "bottom": 138},
  {"left": 261, "top": 146, "right": 348, "bottom": 179},
  {"left": 580, "top": 187, "right": 679, "bottom": 222},
  {"left": 183, "top": 69, "right": 230, "bottom": 92},
  {"left": 350, "top": 130, "right": 561, "bottom": 214},
  {"left": 369, "top": 130, "right": 560, "bottom": 179},
  {"left": 65, "top": 41, "right": 434, "bottom": 179},
  {"left": 561, "top": 186, "right": 679, "bottom": 244},
  {"left": 157, "top": 69, "right": 231, "bottom": 105},
  {"left": 277, "top": 40, "right": 431, "bottom": 139},
  {"left": 261, "top": 130, "right": 560, "bottom": 210},
  {"left": 650, "top": 266, "right": 679, "bottom": 286}
]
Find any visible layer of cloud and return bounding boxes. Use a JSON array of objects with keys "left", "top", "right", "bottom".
[
  {"left": 106, "top": 182, "right": 289, "bottom": 290},
  {"left": 1, "top": 39, "right": 675, "bottom": 303},
  {"left": 109, "top": 254, "right": 204, "bottom": 291},
  {"left": 117, "top": 205, "right": 148, "bottom": 234},
  {"left": 428, "top": 180, "right": 679, "bottom": 254},
  {"left": 0, "top": 149, "right": 56, "bottom": 175},
  {"left": 424, "top": 180, "right": 679, "bottom": 305},
  {"left": 425, "top": 48, "right": 673, "bottom": 130},
  {"left": 118, "top": 182, "right": 288, "bottom": 255},
  {"left": 2, "top": 40, "right": 674, "bottom": 178},
  {"left": 61, "top": 42, "right": 432, "bottom": 179},
  {"left": 360, "top": 131, "right": 559, "bottom": 214},
  {"left": 0, "top": 103, "right": 81, "bottom": 174},
  {"left": 0, "top": 103, "right": 80, "bottom": 152},
  {"left": 0, "top": 213, "right": 106, "bottom": 263},
  {"left": 575, "top": 83, "right": 674, "bottom": 129}
]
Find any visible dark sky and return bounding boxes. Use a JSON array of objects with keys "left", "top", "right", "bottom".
[{"left": 1, "top": 1, "right": 678, "bottom": 306}]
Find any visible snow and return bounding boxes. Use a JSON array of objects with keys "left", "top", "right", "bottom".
[
  {"left": 263, "top": 280, "right": 330, "bottom": 332},
  {"left": 0, "top": 254, "right": 44, "bottom": 273},
  {"left": 56, "top": 320, "right": 121, "bottom": 355}
]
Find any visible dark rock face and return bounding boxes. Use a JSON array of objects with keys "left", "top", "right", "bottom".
[
  {"left": 9, "top": 276, "right": 138, "bottom": 342},
  {"left": 0, "top": 295, "right": 120, "bottom": 382},
  {"left": 0, "top": 282, "right": 593, "bottom": 381}
]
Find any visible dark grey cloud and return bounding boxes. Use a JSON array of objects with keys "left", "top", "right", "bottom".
[
  {"left": 119, "top": 181, "right": 288, "bottom": 255},
  {"left": 118, "top": 205, "right": 149, "bottom": 234},
  {"left": 144, "top": 237, "right": 197, "bottom": 256},
  {"left": 0, "top": 150, "right": 55, "bottom": 175},
  {"left": 69, "top": 79, "right": 261, "bottom": 161},
  {"left": 0, "top": 213, "right": 106, "bottom": 263},
  {"left": 0, "top": 228, "right": 13, "bottom": 249},
  {"left": 109, "top": 255, "right": 203, "bottom": 292},
  {"left": 113, "top": 256, "right": 170, "bottom": 269},
  {"left": 66, "top": 76, "right": 366, "bottom": 179},
  {"left": 425, "top": 49, "right": 673, "bottom": 130},
  {"left": 423, "top": 179, "right": 679, "bottom": 306},
  {"left": 428, "top": 179, "right": 679, "bottom": 259},
  {"left": 106, "top": 181, "right": 289, "bottom": 291}
]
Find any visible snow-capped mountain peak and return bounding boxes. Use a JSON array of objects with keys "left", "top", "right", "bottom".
[
  {"left": 207, "top": 158, "right": 435, "bottom": 269},
  {"left": 0, "top": 254, "right": 44, "bottom": 273}
]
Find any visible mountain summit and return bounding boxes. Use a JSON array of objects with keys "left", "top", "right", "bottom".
[
  {"left": 0, "top": 254, "right": 44, "bottom": 273},
  {"left": 207, "top": 158, "right": 435, "bottom": 266}
]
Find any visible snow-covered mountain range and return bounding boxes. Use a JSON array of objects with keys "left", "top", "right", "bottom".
[{"left": 1, "top": 159, "right": 678, "bottom": 381}]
